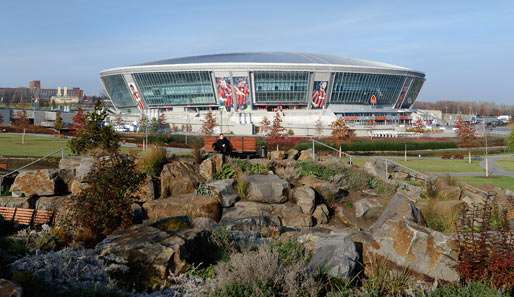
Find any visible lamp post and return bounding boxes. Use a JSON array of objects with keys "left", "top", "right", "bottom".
[{"left": 483, "top": 121, "right": 489, "bottom": 177}]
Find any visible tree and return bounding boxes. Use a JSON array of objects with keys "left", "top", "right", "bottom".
[
  {"left": 507, "top": 129, "right": 514, "bottom": 152},
  {"left": 149, "top": 117, "right": 159, "bottom": 134},
  {"left": 259, "top": 116, "right": 271, "bottom": 135},
  {"left": 267, "top": 111, "right": 286, "bottom": 149},
  {"left": 13, "top": 110, "right": 30, "bottom": 144},
  {"left": 201, "top": 111, "right": 217, "bottom": 135},
  {"left": 314, "top": 118, "right": 323, "bottom": 137},
  {"left": 54, "top": 112, "right": 64, "bottom": 131},
  {"left": 72, "top": 107, "right": 86, "bottom": 131},
  {"left": 68, "top": 101, "right": 120, "bottom": 155},
  {"left": 455, "top": 116, "right": 478, "bottom": 163},
  {"left": 70, "top": 153, "right": 144, "bottom": 243},
  {"left": 138, "top": 114, "right": 149, "bottom": 132},
  {"left": 330, "top": 118, "right": 353, "bottom": 147}
]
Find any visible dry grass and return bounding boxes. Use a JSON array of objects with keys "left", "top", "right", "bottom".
[{"left": 363, "top": 255, "right": 413, "bottom": 296}]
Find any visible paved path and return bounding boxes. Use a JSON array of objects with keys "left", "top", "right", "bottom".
[
  {"left": 479, "top": 154, "right": 514, "bottom": 178},
  {"left": 120, "top": 142, "right": 192, "bottom": 155}
]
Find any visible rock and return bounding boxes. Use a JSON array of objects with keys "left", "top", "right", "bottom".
[
  {"left": 301, "top": 231, "right": 359, "bottom": 278},
  {"left": 96, "top": 224, "right": 213, "bottom": 283},
  {"left": 269, "top": 150, "right": 286, "bottom": 161},
  {"left": 70, "top": 180, "right": 89, "bottom": 196},
  {"left": 293, "top": 186, "right": 316, "bottom": 214},
  {"left": 75, "top": 157, "right": 95, "bottom": 182},
  {"left": 221, "top": 201, "right": 313, "bottom": 228},
  {"left": 313, "top": 204, "right": 330, "bottom": 224},
  {"left": 354, "top": 198, "right": 382, "bottom": 218},
  {"left": 298, "top": 149, "right": 314, "bottom": 161},
  {"left": 134, "top": 176, "right": 155, "bottom": 203},
  {"left": 10, "top": 169, "right": 65, "bottom": 197},
  {"left": 287, "top": 149, "right": 299, "bottom": 160},
  {"left": 160, "top": 160, "right": 202, "bottom": 198},
  {"left": 211, "top": 153, "right": 224, "bottom": 173},
  {"left": 364, "top": 218, "right": 459, "bottom": 283},
  {"left": 199, "top": 158, "right": 215, "bottom": 181},
  {"left": 391, "top": 171, "right": 410, "bottom": 180},
  {"left": 0, "top": 196, "right": 33, "bottom": 208},
  {"left": 272, "top": 160, "right": 299, "bottom": 182},
  {"left": 334, "top": 206, "right": 353, "bottom": 226},
  {"left": 144, "top": 193, "right": 222, "bottom": 222},
  {"left": 461, "top": 190, "right": 487, "bottom": 206},
  {"left": 370, "top": 192, "right": 425, "bottom": 232},
  {"left": 35, "top": 195, "right": 71, "bottom": 210},
  {"left": 192, "top": 217, "right": 217, "bottom": 230},
  {"left": 246, "top": 175, "right": 289, "bottom": 204},
  {"left": 506, "top": 189, "right": 514, "bottom": 198},
  {"left": 298, "top": 176, "right": 346, "bottom": 203},
  {"left": 131, "top": 203, "right": 144, "bottom": 224},
  {"left": 207, "top": 179, "right": 239, "bottom": 208},
  {"left": 0, "top": 279, "right": 22, "bottom": 297}
]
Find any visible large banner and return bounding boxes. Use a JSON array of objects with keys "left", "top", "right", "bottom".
[
  {"left": 216, "top": 76, "right": 250, "bottom": 112},
  {"left": 395, "top": 77, "right": 412, "bottom": 108},
  {"left": 124, "top": 74, "right": 145, "bottom": 110},
  {"left": 311, "top": 81, "right": 328, "bottom": 109}
]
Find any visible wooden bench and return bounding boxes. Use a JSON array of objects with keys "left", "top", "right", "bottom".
[
  {"left": 0, "top": 207, "right": 54, "bottom": 226},
  {"left": 203, "top": 136, "right": 258, "bottom": 153},
  {"left": 0, "top": 163, "right": 8, "bottom": 170}
]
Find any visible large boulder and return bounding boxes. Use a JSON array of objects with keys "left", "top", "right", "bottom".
[
  {"left": 96, "top": 223, "right": 214, "bottom": 284},
  {"left": 0, "top": 279, "right": 22, "bottom": 297},
  {"left": 293, "top": 186, "right": 316, "bottom": 214},
  {"left": 272, "top": 160, "right": 299, "bottom": 183},
  {"left": 207, "top": 179, "right": 239, "bottom": 208},
  {"left": 313, "top": 204, "right": 330, "bottom": 224},
  {"left": 160, "top": 160, "right": 202, "bottom": 198},
  {"left": 35, "top": 195, "right": 71, "bottom": 210},
  {"left": 134, "top": 176, "right": 156, "bottom": 203},
  {"left": 0, "top": 196, "right": 33, "bottom": 208},
  {"left": 287, "top": 149, "right": 300, "bottom": 160},
  {"left": 301, "top": 231, "right": 359, "bottom": 278},
  {"left": 354, "top": 198, "right": 382, "bottom": 218},
  {"left": 364, "top": 218, "right": 459, "bottom": 283},
  {"left": 370, "top": 192, "right": 425, "bottom": 232},
  {"left": 298, "top": 149, "right": 314, "bottom": 161},
  {"left": 298, "top": 176, "right": 346, "bottom": 203},
  {"left": 10, "top": 169, "right": 65, "bottom": 197},
  {"left": 221, "top": 201, "right": 313, "bottom": 228},
  {"left": 246, "top": 175, "right": 289, "bottom": 204},
  {"left": 199, "top": 158, "right": 215, "bottom": 181},
  {"left": 144, "top": 193, "right": 221, "bottom": 222},
  {"left": 269, "top": 150, "right": 285, "bottom": 161}
]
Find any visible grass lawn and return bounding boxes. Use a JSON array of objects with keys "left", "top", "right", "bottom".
[
  {"left": 393, "top": 157, "right": 483, "bottom": 173},
  {"left": 496, "top": 155, "right": 514, "bottom": 172},
  {"left": 0, "top": 133, "right": 71, "bottom": 157},
  {"left": 456, "top": 176, "right": 514, "bottom": 191}
]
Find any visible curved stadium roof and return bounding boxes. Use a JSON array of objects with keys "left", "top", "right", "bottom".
[{"left": 137, "top": 52, "right": 408, "bottom": 70}]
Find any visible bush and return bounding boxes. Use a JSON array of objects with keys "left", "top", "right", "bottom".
[
  {"left": 456, "top": 198, "right": 514, "bottom": 291},
  {"left": 216, "top": 164, "right": 237, "bottom": 180},
  {"left": 422, "top": 203, "right": 458, "bottom": 234},
  {"left": 69, "top": 101, "right": 120, "bottom": 155},
  {"left": 68, "top": 153, "right": 145, "bottom": 244},
  {"left": 295, "top": 161, "right": 336, "bottom": 181},
  {"left": 136, "top": 145, "right": 168, "bottom": 177},
  {"left": 295, "top": 140, "right": 457, "bottom": 152},
  {"left": 362, "top": 255, "right": 413, "bottom": 297},
  {"left": 232, "top": 159, "right": 269, "bottom": 175},
  {"left": 428, "top": 282, "right": 507, "bottom": 297},
  {"left": 210, "top": 243, "right": 321, "bottom": 297}
]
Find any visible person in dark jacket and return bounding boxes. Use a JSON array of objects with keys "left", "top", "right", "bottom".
[{"left": 212, "top": 133, "right": 232, "bottom": 156}]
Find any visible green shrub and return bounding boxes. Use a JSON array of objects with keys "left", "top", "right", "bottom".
[
  {"left": 136, "top": 145, "right": 168, "bottom": 177},
  {"left": 69, "top": 101, "right": 120, "bottom": 155},
  {"left": 362, "top": 255, "right": 413, "bottom": 297},
  {"left": 428, "top": 282, "right": 507, "bottom": 297},
  {"left": 234, "top": 177, "right": 248, "bottom": 199},
  {"left": 69, "top": 153, "right": 145, "bottom": 244},
  {"left": 196, "top": 183, "right": 215, "bottom": 197},
  {"left": 295, "top": 140, "right": 457, "bottom": 152},
  {"left": 216, "top": 164, "right": 237, "bottom": 180},
  {"left": 212, "top": 282, "right": 273, "bottom": 297},
  {"left": 295, "top": 161, "right": 336, "bottom": 181},
  {"left": 232, "top": 159, "right": 269, "bottom": 175},
  {"left": 270, "top": 239, "right": 309, "bottom": 266}
]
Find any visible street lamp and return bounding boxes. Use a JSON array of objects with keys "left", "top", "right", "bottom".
[{"left": 483, "top": 121, "right": 489, "bottom": 177}]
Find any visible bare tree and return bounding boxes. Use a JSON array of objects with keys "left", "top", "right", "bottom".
[
  {"left": 330, "top": 118, "right": 353, "bottom": 148},
  {"left": 201, "top": 111, "right": 217, "bottom": 135}
]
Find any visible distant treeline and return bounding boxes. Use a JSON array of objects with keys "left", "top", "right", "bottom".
[{"left": 414, "top": 100, "right": 514, "bottom": 116}]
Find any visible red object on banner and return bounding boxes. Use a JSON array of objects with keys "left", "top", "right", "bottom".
[{"left": 370, "top": 95, "right": 377, "bottom": 105}]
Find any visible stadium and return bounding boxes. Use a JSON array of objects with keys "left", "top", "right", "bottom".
[{"left": 100, "top": 52, "right": 425, "bottom": 135}]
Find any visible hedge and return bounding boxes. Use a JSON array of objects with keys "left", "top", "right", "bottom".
[{"left": 294, "top": 140, "right": 458, "bottom": 152}]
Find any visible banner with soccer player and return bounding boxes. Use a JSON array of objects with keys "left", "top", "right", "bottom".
[
  {"left": 215, "top": 76, "right": 250, "bottom": 112},
  {"left": 311, "top": 81, "right": 328, "bottom": 109}
]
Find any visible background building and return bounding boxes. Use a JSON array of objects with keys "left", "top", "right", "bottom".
[
  {"left": 0, "top": 81, "right": 85, "bottom": 105},
  {"left": 100, "top": 52, "right": 425, "bottom": 135}
]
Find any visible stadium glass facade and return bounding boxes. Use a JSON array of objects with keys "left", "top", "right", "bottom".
[{"left": 100, "top": 52, "right": 425, "bottom": 113}]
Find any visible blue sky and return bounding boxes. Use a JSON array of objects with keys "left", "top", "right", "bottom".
[{"left": 1, "top": 0, "right": 513, "bottom": 103}]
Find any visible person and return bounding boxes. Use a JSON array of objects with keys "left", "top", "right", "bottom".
[
  {"left": 212, "top": 133, "right": 232, "bottom": 156},
  {"left": 312, "top": 81, "right": 327, "bottom": 108}
]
